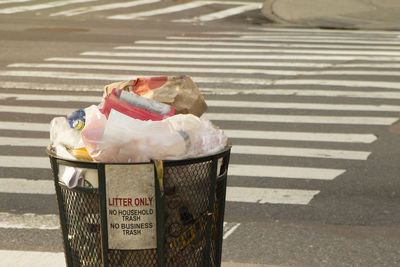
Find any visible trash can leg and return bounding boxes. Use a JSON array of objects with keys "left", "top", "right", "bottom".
[
  {"left": 98, "top": 164, "right": 109, "bottom": 267},
  {"left": 203, "top": 157, "right": 219, "bottom": 266},
  {"left": 50, "top": 157, "right": 74, "bottom": 267}
]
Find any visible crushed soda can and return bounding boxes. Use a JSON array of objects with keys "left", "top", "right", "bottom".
[{"left": 67, "top": 109, "right": 86, "bottom": 131}]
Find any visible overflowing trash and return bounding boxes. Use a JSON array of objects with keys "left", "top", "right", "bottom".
[{"left": 49, "top": 76, "right": 228, "bottom": 188}]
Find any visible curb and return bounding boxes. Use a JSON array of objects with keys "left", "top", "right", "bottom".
[
  {"left": 260, "top": 0, "right": 400, "bottom": 30},
  {"left": 260, "top": 0, "right": 291, "bottom": 26},
  {"left": 260, "top": 0, "right": 359, "bottom": 29},
  {"left": 222, "top": 263, "right": 285, "bottom": 267}
]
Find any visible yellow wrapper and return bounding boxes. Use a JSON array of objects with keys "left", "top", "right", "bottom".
[{"left": 68, "top": 147, "right": 93, "bottom": 161}]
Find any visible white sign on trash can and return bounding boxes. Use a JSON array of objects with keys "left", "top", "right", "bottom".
[{"left": 105, "top": 164, "right": 157, "bottom": 250}]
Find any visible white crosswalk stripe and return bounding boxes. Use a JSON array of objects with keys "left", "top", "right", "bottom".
[
  {"left": 50, "top": 0, "right": 161, "bottom": 17},
  {"left": 226, "top": 187, "right": 319, "bottom": 205},
  {"left": 224, "top": 130, "right": 376, "bottom": 143},
  {"left": 232, "top": 145, "right": 370, "bottom": 160},
  {"left": 0, "top": 250, "right": 65, "bottom": 267},
  {"left": 108, "top": 1, "right": 214, "bottom": 20},
  {"left": 2, "top": 28, "right": 400, "bottom": 261},
  {"left": 4, "top": 70, "right": 400, "bottom": 90},
  {"left": 10, "top": 62, "right": 400, "bottom": 77},
  {"left": 205, "top": 113, "right": 398, "bottom": 125},
  {"left": 0, "top": 0, "right": 97, "bottom": 14},
  {"left": 0, "top": 121, "right": 49, "bottom": 131},
  {"left": 0, "top": 0, "right": 263, "bottom": 23},
  {"left": 79, "top": 50, "right": 400, "bottom": 61},
  {"left": 114, "top": 45, "right": 400, "bottom": 56},
  {"left": 45, "top": 56, "right": 337, "bottom": 68},
  {"left": 135, "top": 39, "right": 400, "bottom": 51},
  {"left": 0, "top": 0, "right": 34, "bottom": 4},
  {"left": 171, "top": 35, "right": 400, "bottom": 45},
  {"left": 173, "top": 3, "right": 261, "bottom": 23}
]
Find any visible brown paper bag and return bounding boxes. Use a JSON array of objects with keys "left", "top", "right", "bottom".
[{"left": 104, "top": 76, "right": 208, "bottom": 117}]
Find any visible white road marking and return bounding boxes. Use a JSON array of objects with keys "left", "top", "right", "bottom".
[
  {"left": 11, "top": 62, "right": 400, "bottom": 77},
  {"left": 0, "top": 104, "right": 74, "bottom": 115},
  {"left": 0, "top": 213, "right": 59, "bottom": 230},
  {"left": 232, "top": 145, "right": 370, "bottom": 160},
  {"left": 0, "top": 121, "right": 49, "bottom": 131},
  {"left": 0, "top": 156, "right": 50, "bottom": 169},
  {"left": 223, "top": 222, "right": 241, "bottom": 240},
  {"left": 114, "top": 45, "right": 400, "bottom": 56},
  {"left": 0, "top": 250, "right": 66, "bottom": 267},
  {"left": 0, "top": 137, "right": 48, "bottom": 146},
  {"left": 0, "top": 70, "right": 137, "bottom": 81},
  {"left": 0, "top": 81, "right": 101, "bottom": 91},
  {"left": 201, "top": 88, "right": 400, "bottom": 99},
  {"left": 206, "top": 100, "right": 400, "bottom": 112},
  {"left": 0, "top": 92, "right": 101, "bottom": 102},
  {"left": 80, "top": 50, "right": 400, "bottom": 61},
  {"left": 50, "top": 0, "right": 160, "bottom": 16},
  {"left": 274, "top": 79, "right": 400, "bottom": 90},
  {"left": 205, "top": 113, "right": 399, "bottom": 125},
  {"left": 248, "top": 26, "right": 400, "bottom": 35},
  {"left": 0, "top": 0, "right": 97, "bottom": 14},
  {"left": 3, "top": 70, "right": 400, "bottom": 90},
  {"left": 0, "top": 0, "right": 33, "bottom": 5},
  {"left": 6, "top": 62, "right": 308, "bottom": 76},
  {"left": 135, "top": 39, "right": 400, "bottom": 51},
  {"left": 206, "top": 31, "right": 398, "bottom": 41},
  {"left": 224, "top": 130, "right": 377, "bottom": 144},
  {"left": 0, "top": 179, "right": 54, "bottom": 194},
  {"left": 45, "top": 56, "right": 335, "bottom": 68},
  {"left": 226, "top": 187, "right": 320, "bottom": 205},
  {"left": 239, "top": 34, "right": 398, "bottom": 42},
  {"left": 168, "top": 36, "right": 400, "bottom": 45},
  {"left": 175, "top": 3, "right": 261, "bottom": 22},
  {"left": 108, "top": 1, "right": 212, "bottom": 20},
  {"left": 203, "top": 31, "right": 400, "bottom": 40},
  {"left": 228, "top": 164, "right": 345, "bottom": 180}
]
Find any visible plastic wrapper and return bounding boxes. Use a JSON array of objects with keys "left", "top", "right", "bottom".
[
  {"left": 100, "top": 88, "right": 175, "bottom": 120},
  {"left": 103, "top": 76, "right": 207, "bottom": 117}
]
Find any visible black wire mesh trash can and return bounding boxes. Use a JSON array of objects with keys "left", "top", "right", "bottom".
[{"left": 47, "top": 147, "right": 231, "bottom": 267}]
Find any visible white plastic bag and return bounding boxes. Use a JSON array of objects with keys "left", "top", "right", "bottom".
[
  {"left": 50, "top": 117, "right": 81, "bottom": 149},
  {"left": 80, "top": 105, "right": 108, "bottom": 160},
  {"left": 81, "top": 107, "right": 227, "bottom": 162}
]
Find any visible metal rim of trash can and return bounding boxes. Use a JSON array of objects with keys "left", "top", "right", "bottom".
[{"left": 47, "top": 146, "right": 231, "bottom": 267}]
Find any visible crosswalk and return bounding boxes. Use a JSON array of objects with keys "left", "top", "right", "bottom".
[
  {"left": 2, "top": 26, "right": 400, "bottom": 265},
  {"left": 0, "top": 0, "right": 262, "bottom": 22}
]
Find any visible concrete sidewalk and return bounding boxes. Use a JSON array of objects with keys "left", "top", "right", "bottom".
[{"left": 262, "top": 0, "right": 400, "bottom": 30}]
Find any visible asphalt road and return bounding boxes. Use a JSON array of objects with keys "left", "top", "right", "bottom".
[{"left": 1, "top": 1, "right": 400, "bottom": 266}]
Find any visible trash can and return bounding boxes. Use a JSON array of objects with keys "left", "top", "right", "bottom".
[{"left": 47, "top": 146, "right": 231, "bottom": 267}]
